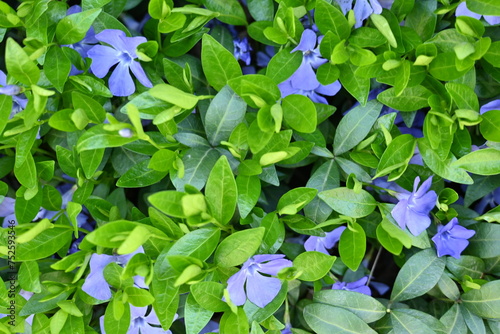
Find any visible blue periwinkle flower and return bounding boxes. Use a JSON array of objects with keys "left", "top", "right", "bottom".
[
  {"left": 480, "top": 99, "right": 500, "bottom": 115},
  {"left": 82, "top": 247, "right": 147, "bottom": 300},
  {"left": 335, "top": 0, "right": 389, "bottom": 28},
  {"left": 100, "top": 305, "right": 172, "bottom": 334},
  {"left": 332, "top": 276, "right": 371, "bottom": 295},
  {"left": 234, "top": 36, "right": 252, "bottom": 66},
  {"left": 304, "top": 226, "right": 346, "bottom": 254},
  {"left": 292, "top": 29, "right": 327, "bottom": 69},
  {"left": 278, "top": 63, "right": 341, "bottom": 104},
  {"left": 0, "top": 70, "right": 28, "bottom": 116},
  {"left": 456, "top": 2, "right": 500, "bottom": 26},
  {"left": 475, "top": 187, "right": 500, "bottom": 214},
  {"left": 227, "top": 254, "right": 292, "bottom": 307},
  {"left": 431, "top": 218, "right": 476, "bottom": 259},
  {"left": 87, "top": 29, "right": 153, "bottom": 96},
  {"left": 391, "top": 176, "right": 437, "bottom": 236}
]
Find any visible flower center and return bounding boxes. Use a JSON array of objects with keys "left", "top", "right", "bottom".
[{"left": 119, "top": 51, "right": 134, "bottom": 64}]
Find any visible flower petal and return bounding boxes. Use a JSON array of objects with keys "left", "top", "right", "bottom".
[
  {"left": 258, "top": 258, "right": 292, "bottom": 275},
  {"left": 226, "top": 269, "right": 248, "bottom": 306},
  {"left": 291, "top": 29, "right": 317, "bottom": 53},
  {"left": 87, "top": 45, "right": 120, "bottom": 78},
  {"left": 108, "top": 62, "right": 135, "bottom": 96},
  {"left": 455, "top": 2, "right": 482, "bottom": 20},
  {"left": 246, "top": 274, "right": 282, "bottom": 308},
  {"left": 130, "top": 61, "right": 153, "bottom": 88}
]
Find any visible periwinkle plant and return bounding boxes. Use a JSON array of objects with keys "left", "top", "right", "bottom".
[{"left": 1, "top": 0, "right": 500, "bottom": 333}]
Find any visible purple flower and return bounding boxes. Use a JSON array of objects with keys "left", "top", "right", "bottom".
[
  {"left": 234, "top": 37, "right": 252, "bottom": 66},
  {"left": 335, "top": 0, "right": 388, "bottom": 28},
  {"left": 480, "top": 99, "right": 500, "bottom": 115},
  {"left": 475, "top": 187, "right": 500, "bottom": 214},
  {"left": 391, "top": 176, "right": 437, "bottom": 236},
  {"left": 0, "top": 70, "right": 28, "bottom": 116},
  {"left": 304, "top": 226, "right": 346, "bottom": 254},
  {"left": 431, "top": 218, "right": 476, "bottom": 259},
  {"left": 87, "top": 29, "right": 153, "bottom": 96},
  {"left": 100, "top": 305, "right": 172, "bottom": 334},
  {"left": 332, "top": 276, "right": 371, "bottom": 295},
  {"left": 227, "top": 254, "right": 292, "bottom": 308},
  {"left": 278, "top": 63, "right": 341, "bottom": 104},
  {"left": 82, "top": 247, "right": 147, "bottom": 300},
  {"left": 257, "top": 45, "right": 275, "bottom": 67},
  {"left": 456, "top": 2, "right": 500, "bottom": 26},
  {"left": 291, "top": 29, "right": 327, "bottom": 69}
]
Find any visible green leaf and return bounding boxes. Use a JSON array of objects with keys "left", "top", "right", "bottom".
[
  {"left": 390, "top": 248, "right": 446, "bottom": 302},
  {"left": 14, "top": 154, "right": 37, "bottom": 190},
  {"left": 72, "top": 91, "right": 106, "bottom": 123},
  {"left": 56, "top": 8, "right": 102, "bottom": 44},
  {"left": 339, "top": 222, "right": 366, "bottom": 271},
  {"left": 205, "top": 155, "right": 237, "bottom": 225},
  {"left": 314, "top": 289, "right": 386, "bottom": 323},
  {"left": 0, "top": 95, "right": 12, "bottom": 136},
  {"left": 151, "top": 277, "right": 179, "bottom": 329},
  {"left": 117, "top": 159, "right": 167, "bottom": 188},
  {"left": 205, "top": 85, "right": 247, "bottom": 146},
  {"left": 6, "top": 38, "right": 40, "bottom": 86},
  {"left": 376, "top": 223, "right": 403, "bottom": 255},
  {"left": 480, "top": 110, "right": 500, "bottom": 142},
  {"left": 190, "top": 281, "right": 229, "bottom": 312},
  {"left": 41, "top": 185, "right": 62, "bottom": 211},
  {"left": 371, "top": 14, "right": 398, "bottom": 48},
  {"left": 220, "top": 308, "right": 249, "bottom": 334},
  {"left": 228, "top": 74, "right": 281, "bottom": 108},
  {"left": 377, "top": 85, "right": 432, "bottom": 112},
  {"left": 338, "top": 63, "right": 370, "bottom": 106},
  {"left": 445, "top": 83, "right": 479, "bottom": 111},
  {"left": 390, "top": 310, "right": 436, "bottom": 333},
  {"left": 149, "top": 84, "right": 199, "bottom": 109},
  {"left": 277, "top": 187, "right": 318, "bottom": 216},
  {"left": 45, "top": 46, "right": 71, "bottom": 92},
  {"left": 304, "top": 160, "right": 340, "bottom": 223},
  {"left": 19, "top": 261, "right": 42, "bottom": 293},
  {"left": 460, "top": 304, "right": 486, "bottom": 334},
  {"left": 171, "top": 147, "right": 220, "bottom": 191},
  {"left": 429, "top": 52, "right": 469, "bottom": 81},
  {"left": 247, "top": 0, "right": 273, "bottom": 21},
  {"left": 282, "top": 94, "right": 317, "bottom": 133},
  {"left": 304, "top": 303, "right": 377, "bottom": 334},
  {"left": 417, "top": 138, "right": 473, "bottom": 184},
  {"left": 77, "top": 125, "right": 137, "bottom": 152},
  {"left": 103, "top": 299, "right": 130, "bottom": 334},
  {"left": 375, "top": 134, "right": 415, "bottom": 179},
  {"left": 202, "top": 0, "right": 247, "bottom": 25},
  {"left": 167, "top": 227, "right": 220, "bottom": 261},
  {"left": 214, "top": 227, "right": 265, "bottom": 267},
  {"left": 294, "top": 251, "right": 336, "bottom": 281},
  {"left": 125, "top": 286, "right": 155, "bottom": 307},
  {"left": 49, "top": 109, "right": 79, "bottom": 132},
  {"left": 452, "top": 148, "right": 500, "bottom": 176},
  {"left": 80, "top": 148, "right": 105, "bottom": 179},
  {"left": 405, "top": 0, "right": 436, "bottom": 42},
  {"left": 334, "top": 99, "right": 382, "bottom": 155},
  {"left": 462, "top": 280, "right": 500, "bottom": 319},
  {"left": 236, "top": 175, "right": 261, "bottom": 219},
  {"left": 440, "top": 303, "right": 466, "bottom": 334},
  {"left": 202, "top": 34, "right": 242, "bottom": 91},
  {"left": 315, "top": 0, "right": 350, "bottom": 40},
  {"left": 185, "top": 294, "right": 214, "bottom": 334},
  {"left": 319, "top": 187, "right": 376, "bottom": 218},
  {"left": 149, "top": 190, "right": 186, "bottom": 218},
  {"left": 466, "top": 0, "right": 500, "bottom": 15},
  {"left": 16, "top": 227, "right": 73, "bottom": 261},
  {"left": 266, "top": 47, "right": 302, "bottom": 84},
  {"left": 467, "top": 223, "right": 500, "bottom": 258}
]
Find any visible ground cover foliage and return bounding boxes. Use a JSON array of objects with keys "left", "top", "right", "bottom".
[{"left": 1, "top": 0, "right": 500, "bottom": 333}]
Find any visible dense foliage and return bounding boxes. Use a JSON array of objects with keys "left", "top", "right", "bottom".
[{"left": 1, "top": 0, "right": 500, "bottom": 333}]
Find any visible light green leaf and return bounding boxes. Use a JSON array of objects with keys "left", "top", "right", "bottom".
[
  {"left": 56, "top": 8, "right": 102, "bottom": 44},
  {"left": 202, "top": 34, "right": 242, "bottom": 91},
  {"left": 390, "top": 248, "right": 446, "bottom": 302},
  {"left": 282, "top": 94, "right": 317, "bottom": 133},
  {"left": 294, "top": 252, "right": 336, "bottom": 281},
  {"left": 319, "top": 187, "right": 376, "bottom": 218},
  {"left": 339, "top": 222, "right": 366, "bottom": 271},
  {"left": 6, "top": 38, "right": 40, "bottom": 86},
  {"left": 304, "top": 303, "right": 377, "bottom": 334},
  {"left": 462, "top": 280, "right": 500, "bottom": 319},
  {"left": 205, "top": 155, "right": 237, "bottom": 225},
  {"left": 334, "top": 99, "right": 382, "bottom": 155},
  {"left": 215, "top": 227, "right": 265, "bottom": 267},
  {"left": 452, "top": 148, "right": 500, "bottom": 176}
]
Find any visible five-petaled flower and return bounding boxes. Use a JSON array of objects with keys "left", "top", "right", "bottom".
[
  {"left": 332, "top": 276, "right": 371, "bottom": 295},
  {"left": 87, "top": 29, "right": 153, "bottom": 97},
  {"left": 391, "top": 176, "right": 437, "bottom": 236},
  {"left": 82, "top": 247, "right": 147, "bottom": 300},
  {"left": 432, "top": 218, "right": 476, "bottom": 259},
  {"left": 227, "top": 254, "right": 292, "bottom": 308},
  {"left": 304, "top": 226, "right": 346, "bottom": 255},
  {"left": 292, "top": 29, "right": 327, "bottom": 69}
]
